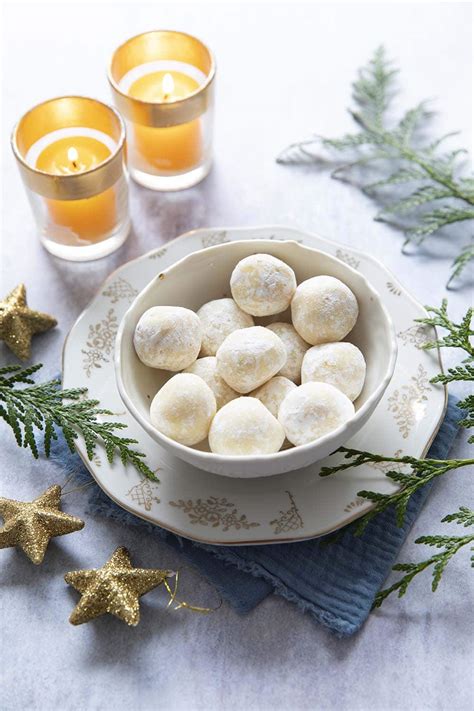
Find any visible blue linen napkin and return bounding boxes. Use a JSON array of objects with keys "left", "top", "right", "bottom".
[{"left": 50, "top": 397, "right": 460, "bottom": 636}]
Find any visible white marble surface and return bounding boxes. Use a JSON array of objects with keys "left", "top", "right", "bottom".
[{"left": 1, "top": 3, "right": 473, "bottom": 710}]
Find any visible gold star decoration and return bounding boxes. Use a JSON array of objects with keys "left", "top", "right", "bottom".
[
  {"left": 65, "top": 547, "right": 173, "bottom": 626},
  {"left": 0, "top": 485, "right": 84, "bottom": 564},
  {"left": 0, "top": 283, "right": 57, "bottom": 360}
]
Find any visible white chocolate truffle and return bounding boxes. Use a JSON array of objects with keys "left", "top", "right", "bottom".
[
  {"left": 216, "top": 326, "right": 287, "bottom": 394},
  {"left": 209, "top": 397, "right": 285, "bottom": 455},
  {"left": 197, "top": 298, "right": 254, "bottom": 356},
  {"left": 251, "top": 376, "right": 297, "bottom": 418},
  {"left": 301, "top": 342, "right": 366, "bottom": 401},
  {"left": 134, "top": 306, "right": 201, "bottom": 371},
  {"left": 230, "top": 253, "right": 297, "bottom": 316},
  {"left": 291, "top": 276, "right": 359, "bottom": 345},
  {"left": 184, "top": 357, "right": 238, "bottom": 409},
  {"left": 278, "top": 382, "right": 354, "bottom": 446},
  {"left": 266, "top": 322, "right": 310, "bottom": 383},
  {"left": 150, "top": 373, "right": 216, "bottom": 446}
]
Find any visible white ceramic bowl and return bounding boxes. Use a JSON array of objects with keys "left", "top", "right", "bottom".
[{"left": 115, "top": 239, "right": 397, "bottom": 477}]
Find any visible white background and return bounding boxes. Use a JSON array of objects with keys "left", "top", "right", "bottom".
[{"left": 1, "top": 2, "right": 473, "bottom": 710}]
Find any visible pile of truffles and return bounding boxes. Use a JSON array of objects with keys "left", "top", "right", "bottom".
[{"left": 133, "top": 253, "right": 366, "bottom": 456}]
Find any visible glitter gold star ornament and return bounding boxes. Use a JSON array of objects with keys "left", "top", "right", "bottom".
[
  {"left": 65, "top": 547, "right": 173, "bottom": 626},
  {"left": 0, "top": 283, "right": 57, "bottom": 360},
  {"left": 0, "top": 485, "right": 84, "bottom": 564}
]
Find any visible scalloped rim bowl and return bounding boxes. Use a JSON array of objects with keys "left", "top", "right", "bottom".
[{"left": 115, "top": 239, "right": 397, "bottom": 477}]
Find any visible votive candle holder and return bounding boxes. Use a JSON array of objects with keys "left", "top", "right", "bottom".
[
  {"left": 108, "top": 30, "right": 216, "bottom": 191},
  {"left": 12, "top": 96, "right": 130, "bottom": 261}
]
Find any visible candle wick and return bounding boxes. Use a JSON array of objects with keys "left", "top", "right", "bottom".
[{"left": 67, "top": 147, "right": 80, "bottom": 171}]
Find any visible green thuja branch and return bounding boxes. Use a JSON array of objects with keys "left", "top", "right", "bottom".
[
  {"left": 373, "top": 507, "right": 474, "bottom": 608},
  {"left": 320, "top": 301, "right": 472, "bottom": 604},
  {"left": 447, "top": 241, "right": 474, "bottom": 289},
  {"left": 277, "top": 46, "right": 474, "bottom": 286},
  {"left": 0, "top": 363, "right": 157, "bottom": 481},
  {"left": 418, "top": 300, "right": 474, "bottom": 441},
  {"left": 320, "top": 452, "right": 472, "bottom": 536},
  {"left": 416, "top": 300, "right": 473, "bottom": 357}
]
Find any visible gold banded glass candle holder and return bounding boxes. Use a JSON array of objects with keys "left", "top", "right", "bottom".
[
  {"left": 12, "top": 96, "right": 130, "bottom": 261},
  {"left": 108, "top": 30, "right": 216, "bottom": 191}
]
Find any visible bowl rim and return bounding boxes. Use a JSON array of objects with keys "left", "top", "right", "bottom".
[{"left": 115, "top": 237, "right": 398, "bottom": 464}]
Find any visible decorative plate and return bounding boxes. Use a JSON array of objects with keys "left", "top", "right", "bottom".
[{"left": 62, "top": 226, "right": 447, "bottom": 545}]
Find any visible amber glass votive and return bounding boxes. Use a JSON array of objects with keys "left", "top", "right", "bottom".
[
  {"left": 12, "top": 96, "right": 130, "bottom": 261},
  {"left": 108, "top": 30, "right": 216, "bottom": 191}
]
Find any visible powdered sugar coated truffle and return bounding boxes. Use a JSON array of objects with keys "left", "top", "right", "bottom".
[
  {"left": 209, "top": 397, "right": 285, "bottom": 455},
  {"left": 197, "top": 298, "right": 254, "bottom": 356},
  {"left": 184, "top": 356, "right": 238, "bottom": 409},
  {"left": 216, "top": 326, "right": 287, "bottom": 394},
  {"left": 150, "top": 373, "right": 216, "bottom": 446},
  {"left": 266, "top": 322, "right": 310, "bottom": 383},
  {"left": 251, "top": 376, "right": 296, "bottom": 418},
  {"left": 134, "top": 306, "right": 201, "bottom": 371},
  {"left": 278, "top": 382, "right": 354, "bottom": 446},
  {"left": 301, "top": 342, "right": 366, "bottom": 401},
  {"left": 230, "top": 254, "right": 297, "bottom": 317},
  {"left": 291, "top": 276, "right": 358, "bottom": 345}
]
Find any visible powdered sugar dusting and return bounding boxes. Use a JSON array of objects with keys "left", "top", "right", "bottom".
[
  {"left": 279, "top": 382, "right": 354, "bottom": 446},
  {"left": 209, "top": 397, "right": 285, "bottom": 455},
  {"left": 134, "top": 306, "right": 202, "bottom": 370},
  {"left": 185, "top": 356, "right": 238, "bottom": 409},
  {"left": 301, "top": 342, "right": 366, "bottom": 401},
  {"left": 291, "top": 276, "right": 358, "bottom": 345},
  {"left": 266, "top": 322, "right": 310, "bottom": 383},
  {"left": 216, "top": 326, "right": 287, "bottom": 393},
  {"left": 150, "top": 373, "right": 216, "bottom": 446},
  {"left": 230, "top": 254, "right": 297, "bottom": 316},
  {"left": 251, "top": 376, "right": 296, "bottom": 418},
  {"left": 197, "top": 298, "right": 254, "bottom": 356}
]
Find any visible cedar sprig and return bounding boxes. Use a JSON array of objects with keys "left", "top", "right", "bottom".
[
  {"left": 447, "top": 241, "right": 474, "bottom": 289},
  {"left": 417, "top": 300, "right": 473, "bottom": 440},
  {"left": 416, "top": 299, "right": 473, "bottom": 357},
  {"left": 319, "top": 301, "right": 472, "bottom": 603},
  {"left": 277, "top": 46, "right": 474, "bottom": 286},
  {"left": 320, "top": 451, "right": 472, "bottom": 536},
  {"left": 373, "top": 507, "right": 474, "bottom": 607},
  {"left": 0, "top": 363, "right": 157, "bottom": 481}
]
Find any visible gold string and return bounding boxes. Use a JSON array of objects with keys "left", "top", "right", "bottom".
[
  {"left": 60, "top": 473, "right": 75, "bottom": 492},
  {"left": 61, "top": 480, "right": 96, "bottom": 497},
  {"left": 163, "top": 569, "right": 222, "bottom": 614}
]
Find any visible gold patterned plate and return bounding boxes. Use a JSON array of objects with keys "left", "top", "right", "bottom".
[{"left": 62, "top": 226, "right": 447, "bottom": 545}]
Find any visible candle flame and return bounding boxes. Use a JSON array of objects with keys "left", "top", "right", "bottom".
[
  {"left": 162, "top": 72, "right": 174, "bottom": 98},
  {"left": 67, "top": 147, "right": 79, "bottom": 164}
]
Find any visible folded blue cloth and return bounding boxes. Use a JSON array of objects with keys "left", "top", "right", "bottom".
[{"left": 50, "top": 397, "right": 460, "bottom": 636}]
